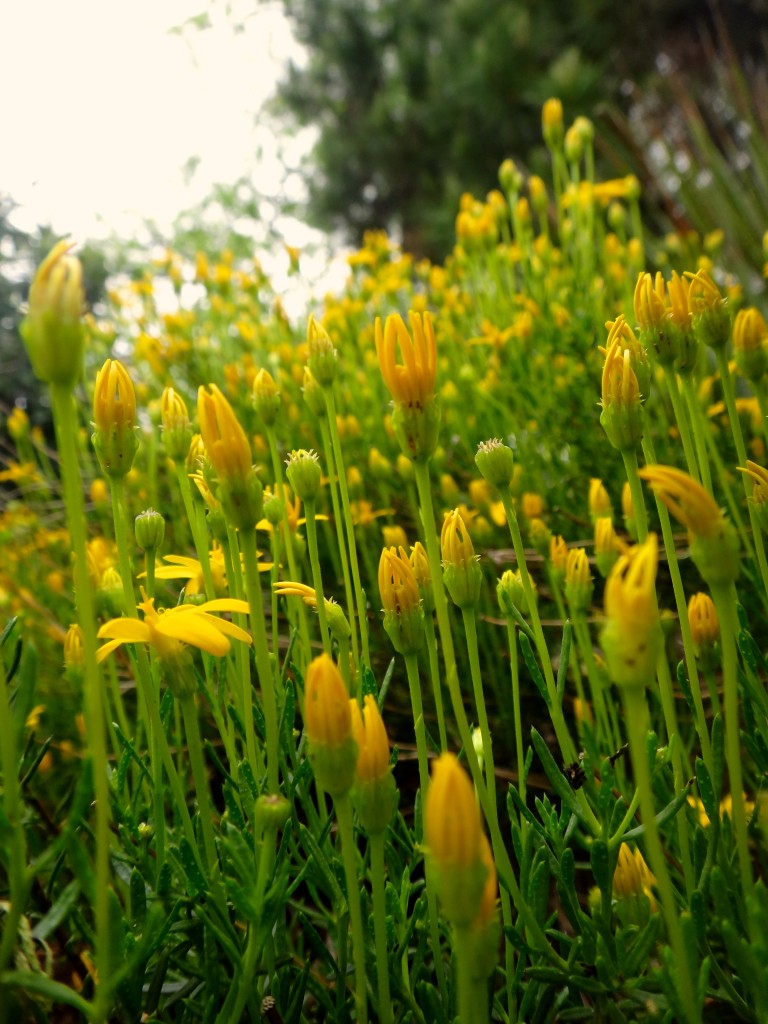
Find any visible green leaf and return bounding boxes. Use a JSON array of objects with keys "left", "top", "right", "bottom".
[
  {"left": 711, "top": 714, "right": 725, "bottom": 795},
  {"left": 621, "top": 781, "right": 693, "bottom": 843},
  {"left": 530, "top": 728, "right": 590, "bottom": 826},
  {"left": 694, "top": 757, "right": 716, "bottom": 825},
  {"left": 0, "top": 971, "right": 93, "bottom": 1016},
  {"left": 32, "top": 880, "right": 80, "bottom": 941},
  {"left": 361, "top": 665, "right": 378, "bottom": 701},
  {"left": 178, "top": 838, "right": 207, "bottom": 898},
  {"left": 130, "top": 868, "right": 147, "bottom": 930},
  {"left": 520, "top": 633, "right": 550, "bottom": 709},
  {"left": 590, "top": 839, "right": 611, "bottom": 892}
]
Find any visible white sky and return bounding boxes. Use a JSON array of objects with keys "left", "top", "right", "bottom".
[{"left": 0, "top": 0, "right": 348, "bottom": 307}]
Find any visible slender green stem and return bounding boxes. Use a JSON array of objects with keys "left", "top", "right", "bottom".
[
  {"left": 180, "top": 694, "right": 218, "bottom": 874},
  {"left": 505, "top": 620, "right": 526, "bottom": 803},
  {"left": 304, "top": 500, "right": 331, "bottom": 654},
  {"left": 455, "top": 926, "right": 488, "bottom": 1024},
  {"left": 369, "top": 832, "right": 393, "bottom": 1024},
  {"left": 711, "top": 583, "right": 754, "bottom": 905},
  {"left": 324, "top": 389, "right": 370, "bottom": 666},
  {"left": 716, "top": 348, "right": 768, "bottom": 599},
  {"left": 424, "top": 614, "right": 448, "bottom": 752},
  {"left": 320, "top": 419, "right": 360, "bottom": 669},
  {"left": 225, "top": 526, "right": 259, "bottom": 775},
  {"left": 681, "top": 374, "right": 713, "bottom": 493},
  {"left": 498, "top": 491, "right": 577, "bottom": 766},
  {"left": 404, "top": 653, "right": 449, "bottom": 1000},
  {"left": 265, "top": 426, "right": 312, "bottom": 661},
  {"left": 608, "top": 787, "right": 642, "bottom": 848},
  {"left": 239, "top": 528, "right": 281, "bottom": 795},
  {"left": 51, "top": 384, "right": 111, "bottom": 1020},
  {"left": 0, "top": 649, "right": 31, "bottom": 1006},
  {"left": 412, "top": 459, "right": 573, "bottom": 967},
  {"left": 572, "top": 615, "right": 615, "bottom": 751},
  {"left": 622, "top": 685, "right": 700, "bottom": 1024},
  {"left": 462, "top": 609, "right": 495, "bottom": 797},
  {"left": 176, "top": 464, "right": 216, "bottom": 600},
  {"left": 335, "top": 795, "right": 368, "bottom": 1024},
  {"left": 621, "top": 448, "right": 649, "bottom": 542}
]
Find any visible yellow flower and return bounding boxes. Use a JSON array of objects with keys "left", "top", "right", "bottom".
[
  {"left": 550, "top": 534, "right": 569, "bottom": 577},
  {"left": 589, "top": 478, "right": 612, "bottom": 520},
  {"left": 638, "top": 465, "right": 721, "bottom": 539},
  {"left": 273, "top": 581, "right": 351, "bottom": 642},
  {"left": 197, "top": 383, "right": 252, "bottom": 485},
  {"left": 375, "top": 311, "right": 437, "bottom": 408},
  {"left": 93, "top": 359, "right": 136, "bottom": 434},
  {"left": 379, "top": 547, "right": 420, "bottom": 617},
  {"left": 97, "top": 589, "right": 251, "bottom": 663},
  {"left": 161, "top": 386, "right": 191, "bottom": 460},
  {"left": 613, "top": 843, "right": 658, "bottom": 911},
  {"left": 687, "top": 592, "right": 719, "bottom": 651},
  {"left": 426, "top": 753, "right": 482, "bottom": 870},
  {"left": 21, "top": 240, "right": 84, "bottom": 387},
  {"left": 565, "top": 547, "right": 593, "bottom": 612},
  {"left": 304, "top": 653, "right": 353, "bottom": 747},
  {"left": 541, "top": 97, "right": 564, "bottom": 147},
  {"left": 349, "top": 695, "right": 390, "bottom": 782},
  {"left": 601, "top": 534, "right": 660, "bottom": 688},
  {"left": 633, "top": 271, "right": 666, "bottom": 330},
  {"left": 64, "top": 624, "right": 85, "bottom": 669}
]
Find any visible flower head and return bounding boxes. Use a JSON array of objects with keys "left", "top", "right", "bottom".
[
  {"left": 98, "top": 590, "right": 252, "bottom": 697},
  {"left": 349, "top": 695, "right": 396, "bottom": 832},
  {"left": 197, "top": 383, "right": 252, "bottom": 485},
  {"left": 601, "top": 533, "right": 660, "bottom": 688},
  {"left": 613, "top": 843, "right": 657, "bottom": 911},
  {"left": 21, "top": 240, "right": 84, "bottom": 387},
  {"left": 304, "top": 653, "right": 357, "bottom": 797},
  {"left": 589, "top": 478, "right": 613, "bottom": 521},
  {"left": 564, "top": 547, "right": 593, "bottom": 613},
  {"left": 375, "top": 311, "right": 437, "bottom": 409},
  {"left": 273, "top": 580, "right": 351, "bottom": 642},
  {"left": 733, "top": 307, "right": 768, "bottom": 382},
  {"left": 600, "top": 325, "right": 644, "bottom": 452},
  {"left": 306, "top": 315, "right": 338, "bottom": 387},
  {"left": 379, "top": 546, "right": 424, "bottom": 654},
  {"left": 425, "top": 753, "right": 489, "bottom": 926},
  {"left": 92, "top": 359, "right": 140, "bottom": 478},
  {"left": 687, "top": 592, "right": 719, "bottom": 660},
  {"left": 161, "top": 387, "right": 191, "bottom": 460},
  {"left": 441, "top": 509, "right": 483, "bottom": 608},
  {"left": 685, "top": 268, "right": 731, "bottom": 349},
  {"left": 639, "top": 465, "right": 722, "bottom": 539},
  {"left": 253, "top": 368, "right": 282, "bottom": 425}
]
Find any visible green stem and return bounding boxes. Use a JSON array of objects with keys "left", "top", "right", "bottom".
[
  {"left": 424, "top": 614, "right": 448, "bottom": 752},
  {"left": 461, "top": 609, "right": 495, "bottom": 798},
  {"left": 265, "top": 426, "right": 312, "bottom": 661},
  {"left": 225, "top": 526, "right": 259, "bottom": 776},
  {"left": 505, "top": 620, "right": 526, "bottom": 803},
  {"left": 711, "top": 583, "right": 754, "bottom": 905},
  {"left": 621, "top": 448, "right": 649, "bottom": 542},
  {"left": 335, "top": 795, "right": 368, "bottom": 1024},
  {"left": 498, "top": 491, "right": 577, "bottom": 765},
  {"left": 320, "top": 419, "right": 360, "bottom": 669},
  {"left": 51, "top": 384, "right": 111, "bottom": 1019},
  {"left": 622, "top": 685, "right": 700, "bottom": 1024},
  {"left": 681, "top": 374, "right": 713, "bottom": 494},
  {"left": 304, "top": 500, "right": 331, "bottom": 654},
  {"left": 455, "top": 926, "right": 487, "bottom": 1024},
  {"left": 369, "top": 832, "right": 393, "bottom": 1024},
  {"left": 412, "top": 459, "right": 573, "bottom": 967},
  {"left": 180, "top": 694, "right": 219, "bottom": 875},
  {"left": 239, "top": 528, "right": 281, "bottom": 795},
  {"left": 324, "top": 389, "right": 370, "bottom": 666},
  {"left": 0, "top": 648, "right": 31, "bottom": 1002},
  {"left": 175, "top": 464, "right": 216, "bottom": 600},
  {"left": 404, "top": 653, "right": 448, "bottom": 1000}
]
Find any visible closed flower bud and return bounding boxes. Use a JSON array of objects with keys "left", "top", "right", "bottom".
[
  {"left": 564, "top": 548, "right": 593, "bottom": 613},
  {"left": 600, "top": 327, "right": 644, "bottom": 453},
  {"left": 135, "top": 508, "right": 165, "bottom": 552},
  {"left": 528, "top": 517, "right": 551, "bottom": 557},
  {"left": 306, "top": 315, "right": 338, "bottom": 387},
  {"left": 349, "top": 695, "right": 396, "bottom": 832},
  {"left": 687, "top": 592, "right": 719, "bottom": 669},
  {"left": 497, "top": 568, "right": 536, "bottom": 618},
  {"left": 64, "top": 623, "right": 85, "bottom": 670},
  {"left": 441, "top": 509, "right": 483, "bottom": 608},
  {"left": 549, "top": 534, "right": 569, "bottom": 581},
  {"left": 285, "top": 449, "right": 323, "bottom": 503},
  {"left": 304, "top": 654, "right": 357, "bottom": 798},
  {"left": 589, "top": 478, "right": 613, "bottom": 522},
  {"left": 409, "top": 541, "right": 434, "bottom": 613},
  {"left": 302, "top": 366, "right": 327, "bottom": 417},
  {"left": 686, "top": 268, "right": 730, "bottom": 350},
  {"left": 613, "top": 843, "right": 658, "bottom": 917},
  {"left": 253, "top": 368, "right": 282, "bottom": 426},
  {"left": 601, "top": 534, "right": 661, "bottom": 689},
  {"left": 92, "top": 359, "right": 140, "bottom": 478},
  {"left": 499, "top": 158, "right": 523, "bottom": 194},
  {"left": 594, "top": 517, "right": 622, "bottom": 577},
  {"left": 475, "top": 438, "right": 515, "bottom": 491},
  {"left": 740, "top": 460, "right": 768, "bottom": 532},
  {"left": 733, "top": 307, "right": 768, "bottom": 382},
  {"left": 542, "top": 97, "right": 564, "bottom": 149},
  {"left": 21, "top": 240, "right": 84, "bottom": 388},
  {"left": 425, "top": 753, "right": 489, "bottom": 927},
  {"left": 161, "top": 387, "right": 191, "bottom": 461},
  {"left": 198, "top": 385, "right": 264, "bottom": 530},
  {"left": 379, "top": 547, "right": 424, "bottom": 655}
]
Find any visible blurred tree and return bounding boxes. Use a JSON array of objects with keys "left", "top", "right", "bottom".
[{"left": 271, "top": 0, "right": 722, "bottom": 258}]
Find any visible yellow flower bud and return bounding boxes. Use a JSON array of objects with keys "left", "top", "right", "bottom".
[
  {"left": 564, "top": 547, "right": 593, "bottom": 613},
  {"left": 350, "top": 695, "right": 390, "bottom": 782},
  {"left": 441, "top": 509, "right": 483, "bottom": 608},
  {"left": 613, "top": 843, "right": 657, "bottom": 912},
  {"left": 197, "top": 384, "right": 252, "bottom": 485},
  {"left": 21, "top": 240, "right": 84, "bottom": 388},
  {"left": 542, "top": 98, "right": 564, "bottom": 148},
  {"left": 687, "top": 592, "right": 719, "bottom": 655},
  {"left": 601, "top": 534, "right": 661, "bottom": 688},
  {"left": 589, "top": 478, "right": 613, "bottom": 521},
  {"left": 306, "top": 315, "right": 338, "bottom": 387},
  {"left": 304, "top": 654, "right": 357, "bottom": 797},
  {"left": 92, "top": 359, "right": 139, "bottom": 479}
]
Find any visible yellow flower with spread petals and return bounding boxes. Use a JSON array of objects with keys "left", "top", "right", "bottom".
[{"left": 375, "top": 311, "right": 437, "bottom": 409}]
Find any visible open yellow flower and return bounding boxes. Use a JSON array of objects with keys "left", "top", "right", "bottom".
[
  {"left": 639, "top": 465, "right": 721, "bottom": 538},
  {"left": 375, "top": 311, "right": 437, "bottom": 409},
  {"left": 97, "top": 589, "right": 251, "bottom": 662}
]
